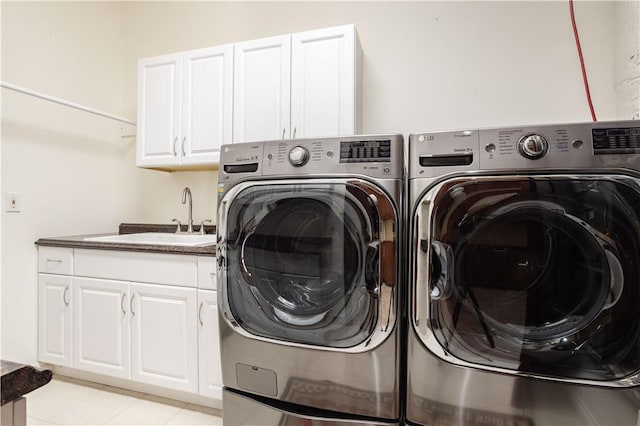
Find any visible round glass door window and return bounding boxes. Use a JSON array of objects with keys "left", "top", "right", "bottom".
[
  {"left": 424, "top": 176, "right": 640, "bottom": 382},
  {"left": 223, "top": 182, "right": 384, "bottom": 348}
]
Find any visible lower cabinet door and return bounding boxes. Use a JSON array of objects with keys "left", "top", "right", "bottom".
[
  {"left": 74, "top": 277, "right": 130, "bottom": 379},
  {"left": 198, "top": 289, "right": 222, "bottom": 399},
  {"left": 130, "top": 283, "right": 198, "bottom": 393},
  {"left": 39, "top": 274, "right": 73, "bottom": 367}
]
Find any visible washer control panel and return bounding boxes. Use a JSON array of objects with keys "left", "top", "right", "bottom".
[
  {"left": 518, "top": 134, "right": 549, "bottom": 159},
  {"left": 262, "top": 137, "right": 396, "bottom": 176},
  {"left": 592, "top": 127, "right": 640, "bottom": 155},
  {"left": 288, "top": 146, "right": 310, "bottom": 166},
  {"left": 339, "top": 139, "right": 392, "bottom": 163},
  {"left": 219, "top": 134, "right": 403, "bottom": 182}
]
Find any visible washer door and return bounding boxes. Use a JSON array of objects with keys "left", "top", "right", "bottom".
[
  {"left": 414, "top": 175, "right": 640, "bottom": 383},
  {"left": 220, "top": 180, "right": 397, "bottom": 349}
]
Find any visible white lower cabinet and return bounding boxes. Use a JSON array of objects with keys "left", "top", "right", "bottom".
[
  {"left": 38, "top": 247, "right": 217, "bottom": 401},
  {"left": 131, "top": 283, "right": 198, "bottom": 393},
  {"left": 198, "top": 289, "right": 222, "bottom": 399},
  {"left": 74, "top": 277, "right": 130, "bottom": 379},
  {"left": 73, "top": 278, "right": 198, "bottom": 392},
  {"left": 38, "top": 273, "right": 73, "bottom": 367}
]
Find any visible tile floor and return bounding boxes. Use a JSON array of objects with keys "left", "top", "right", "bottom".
[{"left": 25, "top": 375, "right": 223, "bottom": 425}]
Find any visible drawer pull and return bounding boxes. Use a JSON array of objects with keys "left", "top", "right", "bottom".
[
  {"left": 198, "top": 302, "right": 204, "bottom": 326},
  {"left": 46, "top": 259, "right": 62, "bottom": 265},
  {"left": 63, "top": 286, "right": 70, "bottom": 306}
]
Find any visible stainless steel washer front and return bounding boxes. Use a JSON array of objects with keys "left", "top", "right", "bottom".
[{"left": 217, "top": 135, "right": 404, "bottom": 424}]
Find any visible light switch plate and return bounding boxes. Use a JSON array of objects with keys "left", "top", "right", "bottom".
[{"left": 5, "top": 192, "right": 20, "bottom": 212}]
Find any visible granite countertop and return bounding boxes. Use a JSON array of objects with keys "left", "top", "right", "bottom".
[
  {"left": 1, "top": 360, "right": 52, "bottom": 405},
  {"left": 35, "top": 223, "right": 216, "bottom": 256}
]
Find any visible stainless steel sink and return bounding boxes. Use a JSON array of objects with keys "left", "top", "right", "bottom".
[{"left": 83, "top": 232, "right": 216, "bottom": 247}]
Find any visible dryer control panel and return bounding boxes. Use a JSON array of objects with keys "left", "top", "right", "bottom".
[
  {"left": 408, "top": 120, "right": 639, "bottom": 179},
  {"left": 477, "top": 121, "right": 640, "bottom": 171}
]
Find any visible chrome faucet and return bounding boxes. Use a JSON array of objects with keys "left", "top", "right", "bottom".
[{"left": 182, "top": 187, "right": 194, "bottom": 233}]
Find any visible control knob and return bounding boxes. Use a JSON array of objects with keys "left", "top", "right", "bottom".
[
  {"left": 288, "top": 146, "right": 310, "bottom": 166},
  {"left": 518, "top": 134, "right": 549, "bottom": 160}
]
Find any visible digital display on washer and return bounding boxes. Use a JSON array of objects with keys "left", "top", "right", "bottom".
[
  {"left": 592, "top": 127, "right": 640, "bottom": 155},
  {"left": 340, "top": 140, "right": 391, "bottom": 163}
]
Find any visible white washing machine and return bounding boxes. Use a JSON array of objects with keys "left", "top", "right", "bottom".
[
  {"left": 407, "top": 121, "right": 640, "bottom": 425},
  {"left": 217, "top": 135, "right": 404, "bottom": 425}
]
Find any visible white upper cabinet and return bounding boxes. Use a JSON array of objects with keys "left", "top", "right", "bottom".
[
  {"left": 290, "top": 25, "right": 359, "bottom": 139},
  {"left": 136, "top": 24, "right": 361, "bottom": 167},
  {"left": 181, "top": 46, "right": 233, "bottom": 165},
  {"left": 137, "top": 45, "right": 233, "bottom": 169},
  {"left": 137, "top": 53, "right": 182, "bottom": 167},
  {"left": 233, "top": 35, "right": 291, "bottom": 142},
  {"left": 233, "top": 24, "right": 361, "bottom": 143}
]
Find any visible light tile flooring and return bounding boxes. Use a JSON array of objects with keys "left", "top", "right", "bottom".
[{"left": 26, "top": 375, "right": 223, "bottom": 425}]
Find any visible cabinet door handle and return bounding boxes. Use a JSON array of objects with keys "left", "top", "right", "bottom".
[
  {"left": 121, "top": 292, "right": 127, "bottom": 315},
  {"left": 173, "top": 136, "right": 178, "bottom": 156},
  {"left": 198, "top": 302, "right": 204, "bottom": 326},
  {"left": 293, "top": 127, "right": 297, "bottom": 139},
  {"left": 181, "top": 136, "right": 186, "bottom": 156},
  {"left": 130, "top": 294, "right": 135, "bottom": 317},
  {"left": 282, "top": 128, "right": 286, "bottom": 139},
  {"left": 63, "top": 286, "right": 70, "bottom": 306}
]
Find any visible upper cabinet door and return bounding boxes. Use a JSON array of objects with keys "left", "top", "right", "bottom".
[
  {"left": 291, "top": 25, "right": 359, "bottom": 139},
  {"left": 181, "top": 45, "right": 233, "bottom": 165},
  {"left": 137, "top": 54, "right": 182, "bottom": 167},
  {"left": 233, "top": 35, "right": 291, "bottom": 143}
]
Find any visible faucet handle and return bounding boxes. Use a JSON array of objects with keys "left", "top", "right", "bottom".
[
  {"left": 171, "top": 218, "right": 182, "bottom": 233},
  {"left": 199, "top": 219, "right": 212, "bottom": 235}
]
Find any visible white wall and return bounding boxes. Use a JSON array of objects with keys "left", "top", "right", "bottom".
[
  {"left": 0, "top": 1, "right": 623, "bottom": 364},
  {"left": 122, "top": 1, "right": 619, "bottom": 135},
  {"left": 615, "top": 0, "right": 640, "bottom": 119},
  {"left": 1, "top": 1, "right": 134, "bottom": 363}
]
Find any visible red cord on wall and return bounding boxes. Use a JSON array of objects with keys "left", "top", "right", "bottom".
[{"left": 569, "top": 0, "right": 597, "bottom": 121}]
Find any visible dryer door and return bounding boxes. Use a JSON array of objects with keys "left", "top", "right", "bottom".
[
  {"left": 414, "top": 174, "right": 640, "bottom": 384},
  {"left": 219, "top": 179, "right": 397, "bottom": 350}
]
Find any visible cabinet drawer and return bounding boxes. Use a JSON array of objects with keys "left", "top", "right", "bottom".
[
  {"left": 75, "top": 249, "right": 197, "bottom": 288},
  {"left": 38, "top": 247, "right": 73, "bottom": 275},
  {"left": 197, "top": 256, "right": 217, "bottom": 290}
]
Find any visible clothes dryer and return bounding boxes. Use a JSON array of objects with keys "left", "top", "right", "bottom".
[
  {"left": 407, "top": 121, "right": 640, "bottom": 425},
  {"left": 217, "top": 135, "right": 404, "bottom": 425}
]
